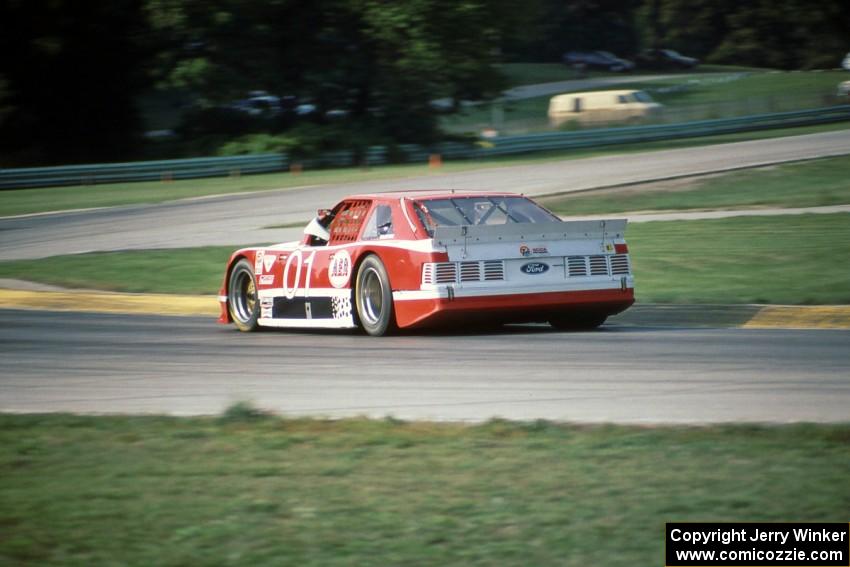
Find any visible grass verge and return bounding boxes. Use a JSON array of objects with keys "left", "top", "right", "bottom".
[
  {"left": 541, "top": 154, "right": 850, "bottom": 215},
  {"left": 1, "top": 214, "right": 848, "bottom": 304},
  {"left": 0, "top": 247, "right": 237, "bottom": 295},
  {"left": 1, "top": 411, "right": 848, "bottom": 566},
  {"left": 2, "top": 121, "right": 849, "bottom": 218},
  {"left": 627, "top": 214, "right": 850, "bottom": 304}
]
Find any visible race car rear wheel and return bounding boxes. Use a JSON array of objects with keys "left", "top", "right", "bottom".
[
  {"left": 228, "top": 259, "right": 260, "bottom": 332},
  {"left": 549, "top": 313, "right": 606, "bottom": 331},
  {"left": 355, "top": 255, "right": 396, "bottom": 336}
]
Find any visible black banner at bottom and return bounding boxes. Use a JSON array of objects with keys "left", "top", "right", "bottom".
[{"left": 666, "top": 523, "right": 849, "bottom": 567}]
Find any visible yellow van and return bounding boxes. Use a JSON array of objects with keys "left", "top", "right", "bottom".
[{"left": 548, "top": 89, "right": 662, "bottom": 127}]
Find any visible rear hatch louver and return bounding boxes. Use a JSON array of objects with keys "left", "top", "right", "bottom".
[
  {"left": 423, "top": 254, "right": 630, "bottom": 286},
  {"left": 423, "top": 260, "right": 505, "bottom": 285}
]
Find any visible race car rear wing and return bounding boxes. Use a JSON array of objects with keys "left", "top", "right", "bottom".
[
  {"left": 433, "top": 219, "right": 626, "bottom": 245},
  {"left": 433, "top": 219, "right": 628, "bottom": 262}
]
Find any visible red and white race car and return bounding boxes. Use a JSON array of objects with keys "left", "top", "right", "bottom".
[{"left": 218, "top": 191, "right": 634, "bottom": 335}]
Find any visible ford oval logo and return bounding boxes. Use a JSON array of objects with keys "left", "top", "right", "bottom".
[{"left": 521, "top": 262, "right": 549, "bottom": 275}]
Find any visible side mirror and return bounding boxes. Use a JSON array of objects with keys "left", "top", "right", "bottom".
[{"left": 317, "top": 208, "right": 332, "bottom": 220}]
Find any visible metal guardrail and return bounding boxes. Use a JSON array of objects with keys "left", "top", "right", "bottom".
[
  {"left": 475, "top": 105, "right": 850, "bottom": 157},
  {"left": 0, "top": 154, "right": 288, "bottom": 189},
  {"left": 2, "top": 105, "right": 849, "bottom": 189}
]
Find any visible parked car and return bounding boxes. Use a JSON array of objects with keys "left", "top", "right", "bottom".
[
  {"left": 635, "top": 48, "right": 699, "bottom": 70},
  {"left": 562, "top": 50, "right": 635, "bottom": 72},
  {"left": 219, "top": 191, "right": 635, "bottom": 335},
  {"left": 548, "top": 89, "right": 662, "bottom": 127},
  {"left": 229, "top": 91, "right": 283, "bottom": 117}
]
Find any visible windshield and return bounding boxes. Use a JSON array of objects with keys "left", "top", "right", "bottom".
[
  {"left": 413, "top": 196, "right": 561, "bottom": 236},
  {"left": 632, "top": 91, "right": 652, "bottom": 102}
]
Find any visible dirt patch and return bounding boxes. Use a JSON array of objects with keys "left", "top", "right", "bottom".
[{"left": 0, "top": 278, "right": 71, "bottom": 292}]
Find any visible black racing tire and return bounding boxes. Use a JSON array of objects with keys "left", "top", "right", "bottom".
[
  {"left": 549, "top": 313, "right": 607, "bottom": 331},
  {"left": 228, "top": 259, "right": 260, "bottom": 332},
  {"left": 355, "top": 255, "right": 397, "bottom": 337}
]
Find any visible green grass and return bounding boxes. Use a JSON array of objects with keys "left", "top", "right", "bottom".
[
  {"left": 1, "top": 411, "right": 848, "bottom": 566},
  {"left": 2, "top": 215, "right": 848, "bottom": 304},
  {"left": 634, "top": 70, "right": 846, "bottom": 107},
  {"left": 628, "top": 214, "right": 850, "bottom": 304},
  {"left": 3, "top": 121, "right": 849, "bottom": 218},
  {"left": 0, "top": 247, "right": 238, "bottom": 294},
  {"left": 541, "top": 155, "right": 850, "bottom": 215}
]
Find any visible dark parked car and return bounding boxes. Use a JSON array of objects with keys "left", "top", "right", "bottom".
[
  {"left": 635, "top": 48, "right": 699, "bottom": 70},
  {"left": 562, "top": 50, "right": 635, "bottom": 72}
]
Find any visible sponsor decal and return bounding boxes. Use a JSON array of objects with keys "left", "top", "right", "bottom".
[
  {"left": 260, "top": 297, "right": 273, "bottom": 319},
  {"left": 521, "top": 262, "right": 549, "bottom": 275},
  {"left": 331, "top": 296, "right": 352, "bottom": 320},
  {"left": 263, "top": 254, "right": 276, "bottom": 273},
  {"left": 604, "top": 243, "right": 614, "bottom": 253},
  {"left": 254, "top": 250, "right": 265, "bottom": 274},
  {"left": 259, "top": 275, "right": 274, "bottom": 285},
  {"left": 520, "top": 244, "right": 549, "bottom": 256},
  {"left": 328, "top": 249, "right": 352, "bottom": 288}
]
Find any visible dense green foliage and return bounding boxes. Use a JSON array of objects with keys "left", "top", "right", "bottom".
[
  {"left": 145, "top": 0, "right": 507, "bottom": 149},
  {"left": 1, "top": 413, "right": 848, "bottom": 565},
  {"left": 1, "top": 0, "right": 848, "bottom": 165},
  {"left": 512, "top": 0, "right": 850, "bottom": 69},
  {"left": 0, "top": 1, "right": 148, "bottom": 165}
]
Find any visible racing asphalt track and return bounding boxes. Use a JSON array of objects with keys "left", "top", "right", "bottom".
[
  {"left": 2, "top": 309, "right": 849, "bottom": 423},
  {"left": 2, "top": 130, "right": 850, "bottom": 423},
  {"left": 2, "top": 129, "right": 850, "bottom": 260}
]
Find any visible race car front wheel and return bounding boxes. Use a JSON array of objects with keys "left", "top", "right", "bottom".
[
  {"left": 228, "top": 259, "right": 260, "bottom": 332},
  {"left": 355, "top": 255, "right": 396, "bottom": 336}
]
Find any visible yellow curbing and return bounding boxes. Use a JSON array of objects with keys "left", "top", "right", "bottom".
[
  {"left": 743, "top": 305, "right": 850, "bottom": 330},
  {"left": 1, "top": 288, "right": 849, "bottom": 329},
  {"left": 0, "top": 289, "right": 219, "bottom": 317}
]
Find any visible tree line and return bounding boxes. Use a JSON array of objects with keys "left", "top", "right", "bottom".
[{"left": 1, "top": 0, "right": 848, "bottom": 166}]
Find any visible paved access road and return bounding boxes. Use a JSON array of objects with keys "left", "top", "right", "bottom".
[
  {"left": 2, "top": 309, "right": 848, "bottom": 423},
  {"left": 500, "top": 73, "right": 719, "bottom": 101},
  {"left": 2, "top": 130, "right": 850, "bottom": 261}
]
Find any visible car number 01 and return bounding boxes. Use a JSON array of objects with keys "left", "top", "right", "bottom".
[{"left": 282, "top": 250, "right": 316, "bottom": 299}]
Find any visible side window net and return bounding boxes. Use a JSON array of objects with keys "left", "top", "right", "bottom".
[{"left": 329, "top": 200, "right": 371, "bottom": 243}]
